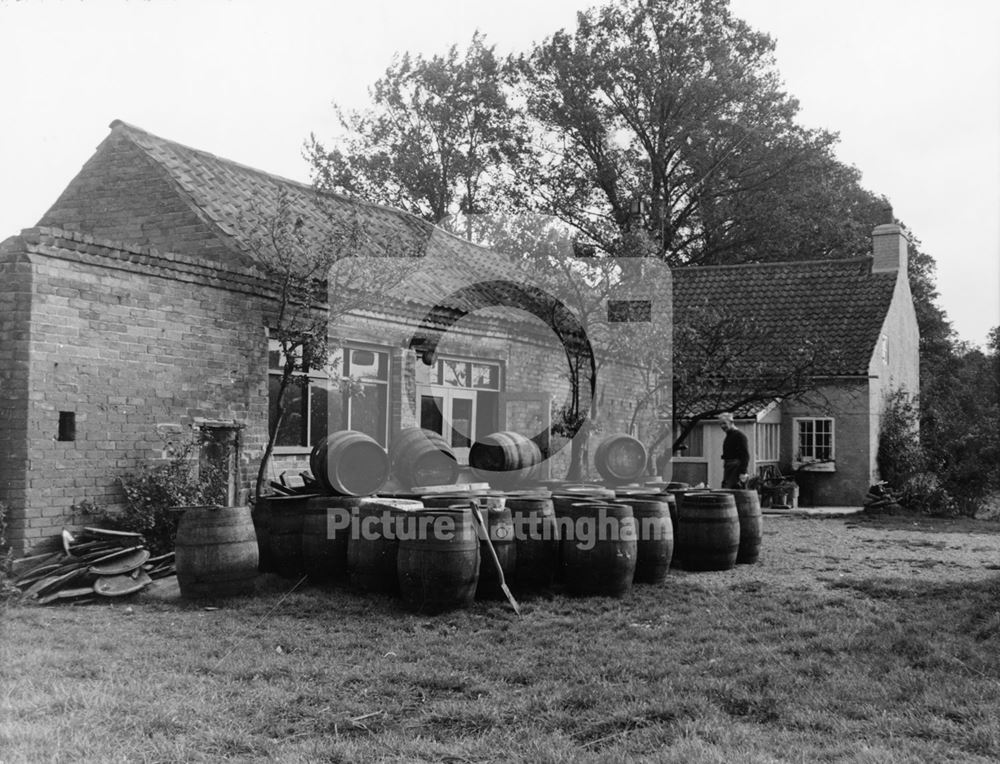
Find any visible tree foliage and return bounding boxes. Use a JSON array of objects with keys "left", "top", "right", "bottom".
[
  {"left": 308, "top": 32, "right": 524, "bottom": 234},
  {"left": 308, "top": 0, "right": 991, "bottom": 498},
  {"left": 513, "top": 0, "right": 888, "bottom": 266}
]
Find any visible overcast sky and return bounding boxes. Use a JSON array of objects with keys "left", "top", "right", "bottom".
[{"left": 1, "top": 0, "right": 997, "bottom": 347}]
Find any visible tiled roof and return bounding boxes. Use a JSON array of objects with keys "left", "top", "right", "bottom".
[
  {"left": 2, "top": 227, "right": 267, "bottom": 297},
  {"left": 672, "top": 258, "right": 897, "bottom": 377},
  {"left": 107, "top": 120, "right": 523, "bottom": 312}
]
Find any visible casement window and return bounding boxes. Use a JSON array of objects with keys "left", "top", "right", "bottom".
[
  {"left": 756, "top": 422, "right": 781, "bottom": 463},
  {"left": 340, "top": 346, "right": 390, "bottom": 446},
  {"left": 268, "top": 341, "right": 390, "bottom": 450},
  {"left": 794, "top": 417, "right": 835, "bottom": 470},
  {"left": 417, "top": 356, "right": 502, "bottom": 463}
]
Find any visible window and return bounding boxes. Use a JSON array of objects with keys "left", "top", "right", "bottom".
[
  {"left": 342, "top": 346, "right": 390, "bottom": 446},
  {"left": 673, "top": 423, "right": 704, "bottom": 458},
  {"left": 268, "top": 341, "right": 390, "bottom": 449},
  {"left": 794, "top": 417, "right": 835, "bottom": 469},
  {"left": 756, "top": 422, "right": 780, "bottom": 462},
  {"left": 418, "top": 356, "right": 502, "bottom": 462}
]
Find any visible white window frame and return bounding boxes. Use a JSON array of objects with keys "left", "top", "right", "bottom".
[
  {"left": 268, "top": 339, "right": 332, "bottom": 454},
  {"left": 341, "top": 345, "right": 391, "bottom": 447},
  {"left": 268, "top": 341, "right": 391, "bottom": 453},
  {"left": 416, "top": 354, "right": 502, "bottom": 464},
  {"left": 793, "top": 417, "right": 836, "bottom": 471}
]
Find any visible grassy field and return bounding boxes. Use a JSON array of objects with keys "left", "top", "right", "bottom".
[{"left": 4, "top": 514, "right": 1000, "bottom": 763}]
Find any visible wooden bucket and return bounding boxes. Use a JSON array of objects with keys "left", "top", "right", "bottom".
[
  {"left": 390, "top": 428, "right": 459, "bottom": 488},
  {"left": 594, "top": 434, "right": 648, "bottom": 484},
  {"left": 397, "top": 507, "right": 480, "bottom": 614},
  {"left": 469, "top": 431, "right": 542, "bottom": 489},
  {"left": 310, "top": 430, "right": 390, "bottom": 496},
  {"left": 560, "top": 502, "right": 637, "bottom": 598},
  {"left": 676, "top": 491, "right": 740, "bottom": 571},
  {"left": 174, "top": 505, "right": 258, "bottom": 599}
]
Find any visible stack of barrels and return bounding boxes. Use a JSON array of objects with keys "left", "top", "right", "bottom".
[
  {"left": 249, "top": 428, "right": 765, "bottom": 613},
  {"left": 665, "top": 488, "right": 763, "bottom": 571}
]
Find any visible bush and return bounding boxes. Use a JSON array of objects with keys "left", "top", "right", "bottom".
[
  {"left": 877, "top": 390, "right": 925, "bottom": 487},
  {"left": 898, "top": 472, "right": 954, "bottom": 515},
  {"left": 99, "top": 449, "right": 228, "bottom": 555},
  {"left": 0, "top": 502, "right": 16, "bottom": 600}
]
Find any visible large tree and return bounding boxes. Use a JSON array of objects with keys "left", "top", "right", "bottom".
[
  {"left": 308, "top": 32, "right": 524, "bottom": 236},
  {"left": 514, "top": 0, "right": 887, "bottom": 265}
]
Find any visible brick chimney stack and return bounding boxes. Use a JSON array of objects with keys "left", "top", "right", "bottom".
[{"left": 872, "top": 223, "right": 909, "bottom": 275}]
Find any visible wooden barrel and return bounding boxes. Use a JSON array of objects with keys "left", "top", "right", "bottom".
[
  {"left": 390, "top": 428, "right": 459, "bottom": 488},
  {"left": 552, "top": 487, "right": 615, "bottom": 583},
  {"left": 664, "top": 493, "right": 679, "bottom": 566},
  {"left": 506, "top": 492, "right": 558, "bottom": 591},
  {"left": 301, "top": 495, "right": 363, "bottom": 582},
  {"left": 475, "top": 504, "right": 517, "bottom": 600},
  {"left": 594, "top": 434, "right": 648, "bottom": 484},
  {"left": 397, "top": 507, "right": 480, "bottom": 614},
  {"left": 561, "top": 502, "right": 637, "bottom": 597},
  {"left": 268, "top": 494, "right": 319, "bottom": 578},
  {"left": 627, "top": 497, "right": 674, "bottom": 584},
  {"left": 346, "top": 498, "right": 422, "bottom": 594},
  {"left": 250, "top": 496, "right": 273, "bottom": 573},
  {"left": 676, "top": 491, "right": 740, "bottom": 572},
  {"left": 723, "top": 489, "right": 763, "bottom": 564},
  {"left": 174, "top": 505, "right": 258, "bottom": 598},
  {"left": 469, "top": 431, "right": 542, "bottom": 489},
  {"left": 310, "top": 430, "right": 390, "bottom": 496}
]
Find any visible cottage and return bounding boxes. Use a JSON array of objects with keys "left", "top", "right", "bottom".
[
  {"left": 670, "top": 225, "right": 920, "bottom": 506},
  {"left": 0, "top": 120, "right": 667, "bottom": 555}
]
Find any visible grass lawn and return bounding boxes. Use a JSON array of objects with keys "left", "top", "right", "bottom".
[{"left": 4, "top": 514, "right": 1000, "bottom": 763}]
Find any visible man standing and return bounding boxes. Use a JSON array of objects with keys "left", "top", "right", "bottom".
[{"left": 719, "top": 412, "right": 750, "bottom": 489}]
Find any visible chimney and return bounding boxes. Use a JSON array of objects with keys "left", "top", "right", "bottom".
[{"left": 872, "top": 223, "right": 909, "bottom": 274}]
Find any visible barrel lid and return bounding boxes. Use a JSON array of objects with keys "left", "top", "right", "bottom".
[
  {"left": 93, "top": 570, "right": 152, "bottom": 597},
  {"left": 361, "top": 497, "right": 424, "bottom": 511},
  {"left": 89, "top": 548, "right": 151, "bottom": 576}
]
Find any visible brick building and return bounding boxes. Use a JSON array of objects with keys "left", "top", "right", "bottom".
[
  {"left": 670, "top": 224, "right": 920, "bottom": 506},
  {"left": 0, "top": 120, "right": 668, "bottom": 555}
]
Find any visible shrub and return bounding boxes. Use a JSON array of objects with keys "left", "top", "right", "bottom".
[
  {"left": 900, "top": 472, "right": 956, "bottom": 516},
  {"left": 0, "top": 502, "right": 16, "bottom": 600},
  {"left": 99, "top": 446, "right": 228, "bottom": 555},
  {"left": 877, "top": 389, "right": 924, "bottom": 487}
]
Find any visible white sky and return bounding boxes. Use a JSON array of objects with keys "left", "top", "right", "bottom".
[{"left": 1, "top": 0, "right": 997, "bottom": 347}]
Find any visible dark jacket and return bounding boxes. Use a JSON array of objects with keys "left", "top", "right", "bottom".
[{"left": 722, "top": 428, "right": 750, "bottom": 472}]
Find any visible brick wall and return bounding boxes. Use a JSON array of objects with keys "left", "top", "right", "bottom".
[
  {"left": 3, "top": 234, "right": 271, "bottom": 553},
  {"left": 781, "top": 381, "right": 872, "bottom": 507},
  {"left": 0, "top": 243, "right": 33, "bottom": 548},
  {"left": 37, "top": 131, "right": 247, "bottom": 270}
]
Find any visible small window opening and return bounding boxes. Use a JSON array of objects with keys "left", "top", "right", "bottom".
[{"left": 58, "top": 411, "right": 76, "bottom": 442}]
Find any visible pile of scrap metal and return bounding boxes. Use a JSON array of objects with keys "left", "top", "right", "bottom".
[
  {"left": 9, "top": 527, "right": 175, "bottom": 605},
  {"left": 864, "top": 481, "right": 902, "bottom": 513}
]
